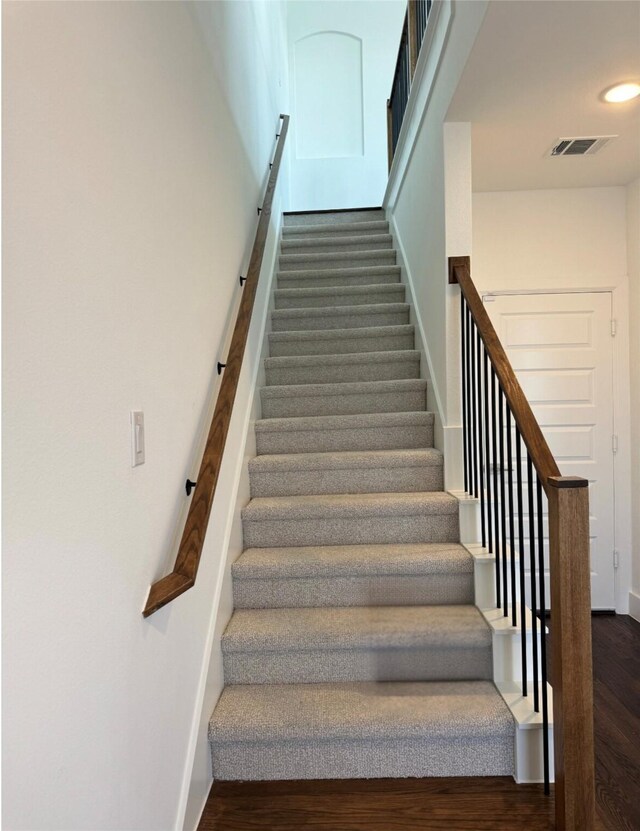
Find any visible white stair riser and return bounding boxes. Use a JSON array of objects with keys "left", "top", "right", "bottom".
[{"left": 515, "top": 721, "right": 555, "bottom": 784}]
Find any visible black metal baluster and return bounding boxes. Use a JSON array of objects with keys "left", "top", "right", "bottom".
[
  {"left": 484, "top": 351, "right": 493, "bottom": 554},
  {"left": 537, "top": 476, "right": 550, "bottom": 793},
  {"left": 404, "top": 24, "right": 408, "bottom": 102},
  {"left": 400, "top": 38, "right": 405, "bottom": 122},
  {"left": 416, "top": 0, "right": 423, "bottom": 50},
  {"left": 470, "top": 318, "right": 478, "bottom": 498},
  {"left": 403, "top": 24, "right": 409, "bottom": 115},
  {"left": 491, "top": 368, "right": 501, "bottom": 607},
  {"left": 461, "top": 295, "right": 468, "bottom": 493},
  {"left": 477, "top": 330, "right": 486, "bottom": 548},
  {"left": 397, "top": 56, "right": 402, "bottom": 150},
  {"left": 516, "top": 428, "right": 527, "bottom": 698},
  {"left": 498, "top": 387, "right": 508, "bottom": 618},
  {"left": 507, "top": 409, "right": 517, "bottom": 626},
  {"left": 527, "top": 455, "right": 539, "bottom": 712},
  {"left": 466, "top": 307, "right": 473, "bottom": 495}
]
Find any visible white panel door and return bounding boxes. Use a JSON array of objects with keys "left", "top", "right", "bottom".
[{"left": 484, "top": 291, "right": 615, "bottom": 610}]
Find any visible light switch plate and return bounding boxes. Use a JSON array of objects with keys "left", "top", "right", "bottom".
[{"left": 131, "top": 411, "right": 145, "bottom": 467}]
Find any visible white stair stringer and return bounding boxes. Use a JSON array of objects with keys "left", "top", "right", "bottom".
[{"left": 450, "top": 491, "right": 554, "bottom": 784}]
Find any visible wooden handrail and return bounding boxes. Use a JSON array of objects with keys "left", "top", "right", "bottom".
[
  {"left": 449, "top": 255, "right": 595, "bottom": 831},
  {"left": 449, "top": 256, "right": 561, "bottom": 493},
  {"left": 143, "top": 115, "right": 290, "bottom": 618}
]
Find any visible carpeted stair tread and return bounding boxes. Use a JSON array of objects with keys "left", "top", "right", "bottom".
[
  {"left": 221, "top": 605, "right": 493, "bottom": 683},
  {"left": 210, "top": 680, "right": 513, "bottom": 744},
  {"left": 269, "top": 324, "right": 415, "bottom": 356},
  {"left": 222, "top": 605, "right": 491, "bottom": 654},
  {"left": 233, "top": 543, "right": 474, "bottom": 609},
  {"left": 271, "top": 302, "right": 409, "bottom": 332},
  {"left": 277, "top": 264, "right": 401, "bottom": 289},
  {"left": 210, "top": 679, "right": 514, "bottom": 779},
  {"left": 233, "top": 542, "right": 472, "bottom": 580},
  {"left": 254, "top": 410, "right": 433, "bottom": 454},
  {"left": 274, "top": 282, "right": 405, "bottom": 309},
  {"left": 242, "top": 490, "right": 458, "bottom": 522},
  {"left": 281, "top": 233, "right": 393, "bottom": 255},
  {"left": 279, "top": 250, "right": 396, "bottom": 271},
  {"left": 282, "top": 219, "right": 389, "bottom": 238},
  {"left": 264, "top": 350, "right": 420, "bottom": 386}
]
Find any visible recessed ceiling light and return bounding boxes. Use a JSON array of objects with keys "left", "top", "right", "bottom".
[{"left": 603, "top": 82, "right": 640, "bottom": 103}]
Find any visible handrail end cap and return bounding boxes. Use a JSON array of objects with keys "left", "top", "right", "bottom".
[
  {"left": 547, "top": 475, "right": 589, "bottom": 489},
  {"left": 448, "top": 255, "right": 470, "bottom": 284}
]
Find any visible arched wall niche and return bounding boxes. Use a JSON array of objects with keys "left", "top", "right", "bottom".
[{"left": 293, "top": 31, "right": 364, "bottom": 159}]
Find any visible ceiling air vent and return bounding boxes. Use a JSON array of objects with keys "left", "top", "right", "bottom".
[{"left": 548, "top": 136, "right": 617, "bottom": 157}]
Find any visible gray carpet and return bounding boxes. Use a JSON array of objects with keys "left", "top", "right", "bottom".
[{"left": 209, "top": 209, "right": 514, "bottom": 781}]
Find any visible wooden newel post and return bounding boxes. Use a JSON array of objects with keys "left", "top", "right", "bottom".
[{"left": 547, "top": 475, "right": 595, "bottom": 831}]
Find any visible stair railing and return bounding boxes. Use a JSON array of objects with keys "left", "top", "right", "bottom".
[
  {"left": 142, "top": 114, "right": 290, "bottom": 618},
  {"left": 449, "top": 256, "right": 595, "bottom": 831},
  {"left": 387, "top": 0, "right": 434, "bottom": 168}
]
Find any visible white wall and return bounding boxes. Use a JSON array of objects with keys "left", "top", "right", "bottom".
[
  {"left": 627, "top": 177, "right": 640, "bottom": 620},
  {"left": 472, "top": 186, "right": 632, "bottom": 613},
  {"left": 287, "top": 0, "right": 406, "bottom": 210},
  {"left": 472, "top": 187, "right": 628, "bottom": 291},
  {"left": 190, "top": 0, "right": 289, "bottom": 186},
  {"left": 2, "top": 2, "right": 288, "bottom": 829}
]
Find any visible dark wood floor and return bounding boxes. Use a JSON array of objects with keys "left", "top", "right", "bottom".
[{"left": 198, "top": 615, "right": 640, "bottom": 831}]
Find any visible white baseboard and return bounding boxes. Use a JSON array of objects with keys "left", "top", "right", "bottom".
[
  {"left": 449, "top": 489, "right": 480, "bottom": 544},
  {"left": 481, "top": 606, "right": 554, "bottom": 784},
  {"left": 452, "top": 490, "right": 554, "bottom": 784},
  {"left": 443, "top": 425, "right": 463, "bottom": 492},
  {"left": 629, "top": 590, "right": 640, "bottom": 622},
  {"left": 177, "top": 204, "right": 283, "bottom": 831},
  {"left": 497, "top": 681, "right": 555, "bottom": 784},
  {"left": 388, "top": 213, "right": 445, "bottom": 441}
]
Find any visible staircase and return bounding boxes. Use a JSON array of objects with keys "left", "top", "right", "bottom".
[{"left": 209, "top": 209, "right": 515, "bottom": 781}]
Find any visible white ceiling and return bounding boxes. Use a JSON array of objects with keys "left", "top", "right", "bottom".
[{"left": 447, "top": 0, "right": 640, "bottom": 192}]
